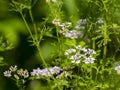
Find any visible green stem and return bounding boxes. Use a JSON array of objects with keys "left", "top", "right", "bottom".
[
  {"left": 17, "top": 82, "right": 25, "bottom": 90},
  {"left": 103, "top": 24, "right": 107, "bottom": 59},
  {"left": 28, "top": 8, "right": 38, "bottom": 42},
  {"left": 36, "top": 45, "right": 54, "bottom": 90},
  {"left": 36, "top": 45, "right": 48, "bottom": 67},
  {"left": 28, "top": 8, "right": 49, "bottom": 68},
  {"left": 101, "top": 0, "right": 109, "bottom": 59},
  {"left": 20, "top": 11, "right": 47, "bottom": 67},
  {"left": 103, "top": 44, "right": 107, "bottom": 59},
  {"left": 92, "top": 40, "right": 95, "bottom": 50},
  {"left": 20, "top": 9, "right": 53, "bottom": 90},
  {"left": 20, "top": 12, "right": 34, "bottom": 41},
  {"left": 19, "top": 87, "right": 25, "bottom": 90},
  {"left": 56, "top": 26, "right": 62, "bottom": 63}
]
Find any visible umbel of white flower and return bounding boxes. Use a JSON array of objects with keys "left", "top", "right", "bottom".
[
  {"left": 64, "top": 45, "right": 96, "bottom": 64},
  {"left": 46, "top": 0, "right": 56, "bottom": 3},
  {"left": 52, "top": 18, "right": 82, "bottom": 39},
  {"left": 4, "top": 70, "right": 12, "bottom": 77},
  {"left": 31, "top": 66, "right": 61, "bottom": 78},
  {"left": 3, "top": 65, "right": 29, "bottom": 79}
]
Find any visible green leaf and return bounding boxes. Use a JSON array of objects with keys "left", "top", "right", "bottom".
[{"left": 64, "top": 39, "right": 76, "bottom": 47}]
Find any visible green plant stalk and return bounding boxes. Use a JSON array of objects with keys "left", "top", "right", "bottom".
[
  {"left": 21, "top": 14, "right": 54, "bottom": 90},
  {"left": 19, "top": 86, "right": 25, "bottom": 90},
  {"left": 36, "top": 45, "right": 48, "bottom": 67},
  {"left": 20, "top": 12, "right": 34, "bottom": 41},
  {"left": 92, "top": 39, "right": 95, "bottom": 50},
  {"left": 103, "top": 44, "right": 107, "bottom": 59},
  {"left": 28, "top": 8, "right": 38, "bottom": 42},
  {"left": 56, "top": 26, "right": 62, "bottom": 62},
  {"left": 37, "top": 45, "right": 54, "bottom": 90},
  {"left": 101, "top": 0, "right": 109, "bottom": 59},
  {"left": 103, "top": 24, "right": 107, "bottom": 59},
  {"left": 28, "top": 8, "right": 55, "bottom": 90},
  {"left": 48, "top": 1, "right": 63, "bottom": 64},
  {"left": 28, "top": 7, "right": 49, "bottom": 68},
  {"left": 16, "top": 80, "right": 25, "bottom": 90},
  {"left": 20, "top": 11, "right": 48, "bottom": 67},
  {"left": 37, "top": 48, "right": 62, "bottom": 90}
]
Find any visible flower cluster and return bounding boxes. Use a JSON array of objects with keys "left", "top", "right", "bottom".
[
  {"left": 96, "top": 18, "right": 104, "bottom": 24},
  {"left": 46, "top": 0, "right": 57, "bottom": 3},
  {"left": 75, "top": 18, "right": 103, "bottom": 30},
  {"left": 31, "top": 66, "right": 61, "bottom": 78},
  {"left": 115, "top": 65, "right": 120, "bottom": 75},
  {"left": 4, "top": 65, "right": 29, "bottom": 79},
  {"left": 52, "top": 18, "right": 81, "bottom": 39},
  {"left": 64, "top": 45, "right": 96, "bottom": 64},
  {"left": 75, "top": 19, "right": 87, "bottom": 30},
  {"left": 56, "top": 71, "right": 70, "bottom": 79}
]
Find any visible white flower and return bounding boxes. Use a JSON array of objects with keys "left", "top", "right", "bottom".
[
  {"left": 64, "top": 30, "right": 81, "bottom": 39},
  {"left": 75, "top": 45, "right": 82, "bottom": 50},
  {"left": 31, "top": 66, "right": 61, "bottom": 77},
  {"left": 40, "top": 68, "right": 51, "bottom": 76},
  {"left": 14, "top": 74, "right": 19, "bottom": 79},
  {"left": 117, "top": 70, "right": 120, "bottom": 75},
  {"left": 46, "top": 0, "right": 50, "bottom": 3},
  {"left": 52, "top": 19, "right": 81, "bottom": 39},
  {"left": 59, "top": 28, "right": 69, "bottom": 35},
  {"left": 56, "top": 71, "right": 70, "bottom": 78},
  {"left": 49, "top": 66, "right": 61, "bottom": 74},
  {"left": 31, "top": 68, "right": 41, "bottom": 77},
  {"left": 75, "top": 60, "right": 80, "bottom": 64},
  {"left": 71, "top": 59, "right": 80, "bottom": 64},
  {"left": 75, "top": 25, "right": 85, "bottom": 30},
  {"left": 46, "top": 0, "right": 56, "bottom": 3},
  {"left": 64, "top": 22, "right": 72, "bottom": 28},
  {"left": 80, "top": 48, "right": 87, "bottom": 52},
  {"left": 40, "top": 66, "right": 61, "bottom": 76},
  {"left": 52, "top": 18, "right": 61, "bottom": 26},
  {"left": 70, "top": 52, "right": 81, "bottom": 60},
  {"left": 22, "top": 69, "right": 29, "bottom": 78},
  {"left": 85, "top": 49, "right": 96, "bottom": 55},
  {"left": 52, "top": 0, "right": 57, "bottom": 3},
  {"left": 77, "top": 19, "right": 87, "bottom": 25},
  {"left": 97, "top": 18, "right": 104, "bottom": 24},
  {"left": 4, "top": 70, "right": 12, "bottom": 77},
  {"left": 9, "top": 65, "right": 17, "bottom": 72},
  {"left": 115, "top": 65, "right": 120, "bottom": 75},
  {"left": 59, "top": 22, "right": 71, "bottom": 31},
  {"left": 65, "top": 45, "right": 96, "bottom": 64},
  {"left": 83, "top": 56, "right": 95, "bottom": 64},
  {"left": 115, "top": 65, "right": 120, "bottom": 71},
  {"left": 17, "top": 69, "right": 29, "bottom": 78},
  {"left": 64, "top": 49, "right": 76, "bottom": 55},
  {"left": 4, "top": 66, "right": 29, "bottom": 79}
]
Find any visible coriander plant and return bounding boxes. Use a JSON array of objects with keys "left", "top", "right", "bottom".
[{"left": 3, "top": 0, "right": 120, "bottom": 90}]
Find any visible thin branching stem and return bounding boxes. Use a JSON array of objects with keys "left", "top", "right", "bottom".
[
  {"left": 20, "top": 11, "right": 34, "bottom": 41},
  {"left": 20, "top": 8, "right": 54, "bottom": 90},
  {"left": 28, "top": 8, "right": 38, "bottom": 42}
]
